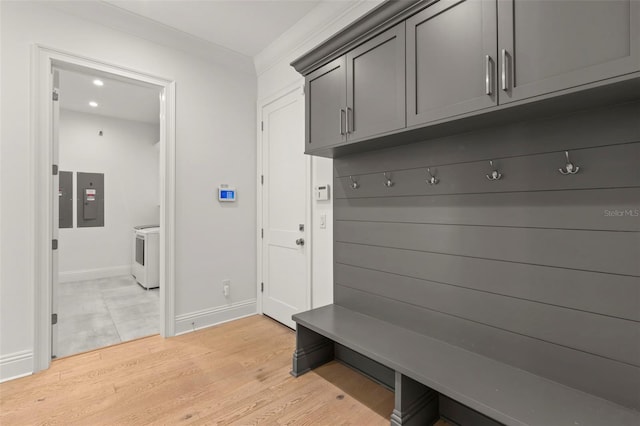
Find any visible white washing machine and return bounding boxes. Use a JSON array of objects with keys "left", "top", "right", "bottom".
[{"left": 132, "top": 226, "right": 160, "bottom": 289}]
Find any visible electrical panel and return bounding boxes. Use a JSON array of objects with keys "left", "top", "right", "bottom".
[{"left": 76, "top": 172, "right": 104, "bottom": 227}]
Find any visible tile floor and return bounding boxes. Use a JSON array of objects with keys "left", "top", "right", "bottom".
[{"left": 56, "top": 275, "right": 159, "bottom": 358}]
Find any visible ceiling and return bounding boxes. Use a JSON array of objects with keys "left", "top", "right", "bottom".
[
  {"left": 59, "top": 68, "right": 161, "bottom": 124},
  {"left": 52, "top": 1, "right": 332, "bottom": 124},
  {"left": 103, "top": 0, "right": 323, "bottom": 57}
]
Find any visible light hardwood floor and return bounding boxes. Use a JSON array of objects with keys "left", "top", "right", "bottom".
[{"left": 1, "top": 315, "right": 449, "bottom": 425}]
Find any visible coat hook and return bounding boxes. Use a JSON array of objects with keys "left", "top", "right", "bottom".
[
  {"left": 349, "top": 175, "right": 359, "bottom": 190},
  {"left": 426, "top": 168, "right": 439, "bottom": 185},
  {"left": 558, "top": 151, "right": 580, "bottom": 175},
  {"left": 486, "top": 160, "right": 502, "bottom": 181},
  {"left": 383, "top": 172, "right": 394, "bottom": 187}
]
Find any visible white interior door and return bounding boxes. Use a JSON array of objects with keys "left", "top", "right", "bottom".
[
  {"left": 261, "top": 87, "right": 309, "bottom": 329},
  {"left": 51, "top": 69, "right": 60, "bottom": 358}
]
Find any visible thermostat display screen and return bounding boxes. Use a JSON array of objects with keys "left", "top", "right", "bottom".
[{"left": 218, "top": 186, "right": 236, "bottom": 202}]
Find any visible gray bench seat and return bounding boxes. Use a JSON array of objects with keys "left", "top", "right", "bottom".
[{"left": 291, "top": 304, "right": 639, "bottom": 426}]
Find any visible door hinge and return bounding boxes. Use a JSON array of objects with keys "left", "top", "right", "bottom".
[
  {"left": 261, "top": 121, "right": 264, "bottom": 131},
  {"left": 51, "top": 313, "right": 58, "bottom": 325},
  {"left": 261, "top": 282, "right": 264, "bottom": 293},
  {"left": 52, "top": 239, "right": 58, "bottom": 250},
  {"left": 261, "top": 175, "right": 264, "bottom": 185},
  {"left": 52, "top": 91, "right": 59, "bottom": 102},
  {"left": 52, "top": 164, "right": 58, "bottom": 175},
  {"left": 302, "top": 84, "right": 305, "bottom": 95},
  {"left": 261, "top": 228, "right": 264, "bottom": 239}
]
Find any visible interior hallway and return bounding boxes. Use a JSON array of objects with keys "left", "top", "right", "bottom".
[{"left": 0, "top": 315, "right": 449, "bottom": 425}]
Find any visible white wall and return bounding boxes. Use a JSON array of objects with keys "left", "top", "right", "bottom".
[
  {"left": 58, "top": 110, "right": 160, "bottom": 282},
  {"left": 254, "top": 0, "right": 384, "bottom": 309},
  {"left": 0, "top": 1, "right": 257, "bottom": 380}
]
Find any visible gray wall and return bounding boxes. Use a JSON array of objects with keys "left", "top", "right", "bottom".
[{"left": 333, "top": 100, "right": 640, "bottom": 410}]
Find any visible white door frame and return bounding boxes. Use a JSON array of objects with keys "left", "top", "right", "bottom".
[
  {"left": 256, "top": 81, "right": 312, "bottom": 315},
  {"left": 31, "top": 45, "right": 177, "bottom": 372}
]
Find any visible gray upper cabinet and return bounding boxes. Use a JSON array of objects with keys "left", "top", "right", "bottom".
[
  {"left": 294, "top": 0, "right": 640, "bottom": 157},
  {"left": 346, "top": 23, "right": 406, "bottom": 142},
  {"left": 407, "top": 0, "right": 497, "bottom": 127},
  {"left": 498, "top": 0, "right": 640, "bottom": 103},
  {"left": 305, "top": 23, "right": 406, "bottom": 153},
  {"left": 306, "top": 57, "right": 347, "bottom": 151}
]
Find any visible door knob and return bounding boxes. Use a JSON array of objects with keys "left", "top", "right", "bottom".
[{"left": 295, "top": 238, "right": 305, "bottom": 246}]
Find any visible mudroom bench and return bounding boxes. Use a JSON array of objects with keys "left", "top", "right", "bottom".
[
  {"left": 288, "top": 1, "right": 640, "bottom": 424},
  {"left": 291, "top": 304, "right": 639, "bottom": 426}
]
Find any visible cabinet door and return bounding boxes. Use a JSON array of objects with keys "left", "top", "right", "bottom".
[
  {"left": 406, "top": 0, "right": 497, "bottom": 127},
  {"left": 305, "top": 57, "right": 347, "bottom": 151},
  {"left": 346, "top": 23, "right": 406, "bottom": 142},
  {"left": 498, "top": 0, "right": 640, "bottom": 104}
]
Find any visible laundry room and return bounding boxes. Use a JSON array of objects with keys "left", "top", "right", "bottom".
[{"left": 55, "top": 67, "right": 162, "bottom": 358}]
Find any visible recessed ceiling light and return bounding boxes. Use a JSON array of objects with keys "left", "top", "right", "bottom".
[
  {"left": 89, "top": 101, "right": 99, "bottom": 108},
  {"left": 93, "top": 79, "right": 104, "bottom": 86}
]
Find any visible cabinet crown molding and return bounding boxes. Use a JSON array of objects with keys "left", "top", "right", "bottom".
[{"left": 291, "top": 0, "right": 430, "bottom": 76}]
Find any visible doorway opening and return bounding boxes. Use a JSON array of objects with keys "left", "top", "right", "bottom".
[
  {"left": 33, "top": 46, "right": 176, "bottom": 373},
  {"left": 52, "top": 65, "right": 162, "bottom": 358}
]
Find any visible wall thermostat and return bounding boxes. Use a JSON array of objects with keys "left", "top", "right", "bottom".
[
  {"left": 315, "top": 184, "right": 330, "bottom": 201},
  {"left": 218, "top": 184, "right": 236, "bottom": 202}
]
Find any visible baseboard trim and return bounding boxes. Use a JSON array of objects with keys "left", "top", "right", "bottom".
[
  {"left": 291, "top": 340, "right": 334, "bottom": 377},
  {"left": 335, "top": 343, "right": 395, "bottom": 390},
  {"left": 175, "top": 299, "right": 257, "bottom": 335},
  {"left": 391, "top": 391, "right": 439, "bottom": 426},
  {"left": 0, "top": 350, "right": 33, "bottom": 383},
  {"left": 59, "top": 265, "right": 131, "bottom": 283},
  {"left": 440, "top": 394, "right": 503, "bottom": 426}
]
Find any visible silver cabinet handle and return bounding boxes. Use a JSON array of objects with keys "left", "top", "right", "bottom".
[
  {"left": 295, "top": 238, "right": 305, "bottom": 246},
  {"left": 501, "top": 49, "right": 508, "bottom": 91},
  {"left": 346, "top": 107, "right": 352, "bottom": 134},
  {"left": 485, "top": 55, "right": 492, "bottom": 95},
  {"left": 339, "top": 108, "right": 345, "bottom": 135}
]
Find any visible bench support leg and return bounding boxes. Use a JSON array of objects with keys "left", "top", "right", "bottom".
[
  {"left": 290, "top": 325, "right": 334, "bottom": 377},
  {"left": 390, "top": 372, "right": 439, "bottom": 426}
]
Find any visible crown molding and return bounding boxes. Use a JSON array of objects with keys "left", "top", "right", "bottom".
[
  {"left": 253, "top": 0, "right": 384, "bottom": 77},
  {"left": 291, "top": 0, "right": 432, "bottom": 76}
]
